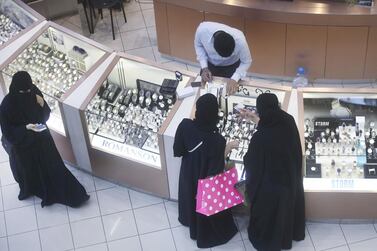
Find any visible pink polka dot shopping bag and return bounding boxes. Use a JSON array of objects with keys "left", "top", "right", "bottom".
[{"left": 196, "top": 167, "right": 245, "bottom": 216}]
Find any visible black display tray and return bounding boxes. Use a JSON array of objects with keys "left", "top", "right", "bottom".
[
  {"left": 136, "top": 79, "right": 160, "bottom": 93},
  {"left": 306, "top": 162, "right": 322, "bottom": 178}
]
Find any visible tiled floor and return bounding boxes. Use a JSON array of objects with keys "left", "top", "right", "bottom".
[
  {"left": 1, "top": 1, "right": 377, "bottom": 251},
  {"left": 2, "top": 148, "right": 377, "bottom": 251}
]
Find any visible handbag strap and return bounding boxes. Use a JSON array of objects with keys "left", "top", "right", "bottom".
[{"left": 240, "top": 166, "right": 246, "bottom": 181}]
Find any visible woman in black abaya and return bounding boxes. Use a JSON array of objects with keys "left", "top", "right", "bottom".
[
  {"left": 0, "top": 71, "right": 89, "bottom": 207},
  {"left": 173, "top": 93, "right": 238, "bottom": 248},
  {"left": 242, "top": 93, "right": 305, "bottom": 251}
]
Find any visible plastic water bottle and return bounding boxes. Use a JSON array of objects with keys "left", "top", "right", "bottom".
[{"left": 292, "top": 67, "right": 308, "bottom": 88}]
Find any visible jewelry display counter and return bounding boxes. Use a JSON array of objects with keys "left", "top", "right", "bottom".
[
  {"left": 297, "top": 87, "right": 377, "bottom": 218},
  {"left": 62, "top": 53, "right": 197, "bottom": 197},
  {"left": 0, "top": 21, "right": 112, "bottom": 165},
  {"left": 154, "top": 0, "right": 377, "bottom": 80},
  {"left": 0, "top": 0, "right": 375, "bottom": 217},
  {"left": 217, "top": 80, "right": 291, "bottom": 162},
  {"left": 164, "top": 77, "right": 291, "bottom": 200},
  {"left": 0, "top": 0, "right": 44, "bottom": 50}
]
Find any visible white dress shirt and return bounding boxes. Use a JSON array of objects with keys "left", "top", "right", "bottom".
[{"left": 194, "top": 21, "right": 252, "bottom": 82}]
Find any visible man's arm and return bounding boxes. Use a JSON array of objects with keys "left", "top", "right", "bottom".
[
  {"left": 231, "top": 36, "right": 252, "bottom": 82},
  {"left": 194, "top": 24, "right": 209, "bottom": 69}
]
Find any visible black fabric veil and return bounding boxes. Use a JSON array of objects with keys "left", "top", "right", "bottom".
[
  {"left": 7, "top": 71, "right": 43, "bottom": 124},
  {"left": 256, "top": 93, "right": 283, "bottom": 129},
  {"left": 244, "top": 92, "right": 306, "bottom": 250},
  {"left": 194, "top": 93, "right": 219, "bottom": 132},
  {"left": 0, "top": 71, "right": 89, "bottom": 208},
  {"left": 173, "top": 92, "right": 238, "bottom": 248}
]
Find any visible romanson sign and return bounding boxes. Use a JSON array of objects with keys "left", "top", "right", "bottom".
[{"left": 91, "top": 135, "right": 161, "bottom": 169}]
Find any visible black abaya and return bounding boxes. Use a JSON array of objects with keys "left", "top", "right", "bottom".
[
  {"left": 173, "top": 118, "right": 238, "bottom": 248},
  {"left": 0, "top": 72, "right": 89, "bottom": 207},
  {"left": 244, "top": 103, "right": 305, "bottom": 250}
]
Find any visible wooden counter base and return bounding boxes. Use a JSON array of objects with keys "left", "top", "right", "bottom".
[
  {"left": 154, "top": 0, "right": 377, "bottom": 80},
  {"left": 305, "top": 192, "right": 377, "bottom": 219}
]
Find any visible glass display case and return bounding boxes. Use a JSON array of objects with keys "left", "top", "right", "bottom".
[
  {"left": 164, "top": 78, "right": 292, "bottom": 200},
  {"left": 83, "top": 56, "right": 192, "bottom": 169},
  {"left": 0, "top": 0, "right": 44, "bottom": 48},
  {"left": 298, "top": 88, "right": 377, "bottom": 192},
  {"left": 0, "top": 22, "right": 111, "bottom": 136},
  {"left": 214, "top": 78, "right": 291, "bottom": 163},
  {"left": 191, "top": 78, "right": 292, "bottom": 187},
  {"left": 61, "top": 53, "right": 196, "bottom": 197}
]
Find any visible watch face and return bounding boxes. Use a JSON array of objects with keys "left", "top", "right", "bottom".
[
  {"left": 118, "top": 95, "right": 124, "bottom": 104},
  {"left": 0, "top": 14, "right": 22, "bottom": 45},
  {"left": 102, "top": 90, "right": 109, "bottom": 99},
  {"left": 145, "top": 91, "right": 151, "bottom": 98},
  {"left": 4, "top": 38, "right": 85, "bottom": 117},
  {"left": 152, "top": 93, "right": 158, "bottom": 102},
  {"left": 132, "top": 94, "right": 138, "bottom": 105},
  {"left": 86, "top": 77, "right": 180, "bottom": 151}
]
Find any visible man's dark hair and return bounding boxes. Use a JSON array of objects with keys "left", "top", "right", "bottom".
[{"left": 213, "top": 30, "right": 235, "bottom": 57}]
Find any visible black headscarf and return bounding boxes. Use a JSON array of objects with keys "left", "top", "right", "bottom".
[
  {"left": 256, "top": 93, "right": 282, "bottom": 128},
  {"left": 9, "top": 71, "right": 33, "bottom": 95},
  {"left": 194, "top": 93, "right": 219, "bottom": 132},
  {"left": 7, "top": 71, "right": 42, "bottom": 123}
]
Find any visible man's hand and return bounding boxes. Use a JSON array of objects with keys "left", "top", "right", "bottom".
[
  {"left": 36, "top": 94, "right": 44, "bottom": 107},
  {"left": 200, "top": 67, "right": 212, "bottom": 83},
  {"left": 239, "top": 108, "right": 260, "bottom": 124},
  {"left": 226, "top": 79, "right": 239, "bottom": 95}
]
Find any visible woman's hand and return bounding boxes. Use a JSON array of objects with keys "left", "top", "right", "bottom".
[
  {"left": 224, "top": 140, "right": 239, "bottom": 158},
  {"left": 26, "top": 123, "right": 46, "bottom": 132},
  {"left": 224, "top": 160, "right": 236, "bottom": 171},
  {"left": 36, "top": 94, "right": 44, "bottom": 107},
  {"left": 239, "top": 108, "right": 260, "bottom": 124},
  {"left": 26, "top": 123, "right": 35, "bottom": 130}
]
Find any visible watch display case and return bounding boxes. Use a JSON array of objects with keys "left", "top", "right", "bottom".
[
  {"left": 0, "top": 21, "right": 112, "bottom": 164},
  {"left": 297, "top": 87, "right": 377, "bottom": 219},
  {"left": 298, "top": 89, "right": 377, "bottom": 187},
  {"left": 0, "top": 0, "right": 44, "bottom": 49},
  {"left": 84, "top": 57, "right": 191, "bottom": 169},
  {"left": 171, "top": 78, "right": 292, "bottom": 201},
  {"left": 0, "top": 22, "right": 110, "bottom": 136},
  {"left": 215, "top": 79, "right": 291, "bottom": 163},
  {"left": 62, "top": 53, "right": 196, "bottom": 197}
]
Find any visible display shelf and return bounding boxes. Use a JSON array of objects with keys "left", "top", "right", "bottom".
[
  {"left": 0, "top": 21, "right": 112, "bottom": 164},
  {"left": 84, "top": 55, "right": 192, "bottom": 169},
  {"left": 0, "top": 21, "right": 111, "bottom": 136},
  {"left": 164, "top": 77, "right": 292, "bottom": 200},
  {"left": 0, "top": 0, "right": 44, "bottom": 50},
  {"left": 213, "top": 77, "right": 291, "bottom": 163},
  {"left": 62, "top": 52, "right": 196, "bottom": 197},
  {"left": 297, "top": 87, "right": 377, "bottom": 193}
]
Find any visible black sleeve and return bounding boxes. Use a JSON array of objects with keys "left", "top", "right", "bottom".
[
  {"left": 0, "top": 106, "right": 35, "bottom": 146},
  {"left": 244, "top": 134, "right": 265, "bottom": 204},
  {"left": 173, "top": 119, "right": 187, "bottom": 157},
  {"left": 35, "top": 88, "right": 51, "bottom": 123},
  {"left": 288, "top": 115, "right": 303, "bottom": 177},
  {"left": 206, "top": 135, "right": 226, "bottom": 177},
  {"left": 41, "top": 98, "right": 51, "bottom": 123}
]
